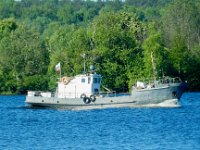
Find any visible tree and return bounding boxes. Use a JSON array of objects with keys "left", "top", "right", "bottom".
[
  {"left": 0, "top": 20, "right": 49, "bottom": 93},
  {"left": 142, "top": 23, "right": 166, "bottom": 80},
  {"left": 162, "top": 0, "right": 200, "bottom": 84},
  {"left": 90, "top": 12, "right": 144, "bottom": 91}
]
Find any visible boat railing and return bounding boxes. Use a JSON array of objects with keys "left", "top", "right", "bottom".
[
  {"left": 132, "top": 76, "right": 182, "bottom": 90},
  {"left": 98, "top": 91, "right": 130, "bottom": 97},
  {"left": 99, "top": 91, "right": 116, "bottom": 97},
  {"left": 27, "top": 91, "right": 52, "bottom": 97},
  {"left": 159, "top": 77, "right": 181, "bottom": 84}
]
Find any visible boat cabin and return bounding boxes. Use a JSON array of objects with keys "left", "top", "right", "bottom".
[{"left": 57, "top": 73, "right": 101, "bottom": 98}]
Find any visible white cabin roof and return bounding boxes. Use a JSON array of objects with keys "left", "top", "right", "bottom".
[{"left": 75, "top": 73, "right": 101, "bottom": 78}]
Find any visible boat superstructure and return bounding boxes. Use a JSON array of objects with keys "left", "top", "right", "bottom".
[{"left": 56, "top": 73, "right": 101, "bottom": 98}]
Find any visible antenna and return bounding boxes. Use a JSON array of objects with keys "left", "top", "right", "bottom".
[
  {"left": 81, "top": 53, "right": 86, "bottom": 73},
  {"left": 90, "top": 65, "right": 95, "bottom": 74},
  {"left": 151, "top": 51, "right": 157, "bottom": 81}
]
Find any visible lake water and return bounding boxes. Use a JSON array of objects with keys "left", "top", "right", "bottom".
[{"left": 0, "top": 93, "right": 200, "bottom": 150}]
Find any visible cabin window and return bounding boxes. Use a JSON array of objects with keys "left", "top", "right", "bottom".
[
  {"left": 93, "top": 78, "right": 98, "bottom": 83},
  {"left": 97, "top": 78, "right": 101, "bottom": 83},
  {"left": 94, "top": 89, "right": 99, "bottom": 94},
  {"left": 81, "top": 78, "right": 85, "bottom": 83},
  {"left": 88, "top": 77, "right": 91, "bottom": 84},
  {"left": 93, "top": 77, "right": 101, "bottom": 84}
]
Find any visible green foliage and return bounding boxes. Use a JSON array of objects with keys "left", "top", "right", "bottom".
[
  {"left": 161, "top": 0, "right": 200, "bottom": 88},
  {"left": 185, "top": 45, "right": 200, "bottom": 91},
  {"left": 0, "top": 0, "right": 199, "bottom": 94},
  {"left": 142, "top": 23, "right": 166, "bottom": 79},
  {"left": 20, "top": 75, "right": 49, "bottom": 94},
  {"left": 0, "top": 18, "right": 17, "bottom": 33},
  {"left": 0, "top": 18, "right": 49, "bottom": 94},
  {"left": 90, "top": 12, "right": 144, "bottom": 91}
]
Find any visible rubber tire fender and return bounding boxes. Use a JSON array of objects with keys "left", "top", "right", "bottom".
[
  {"left": 83, "top": 97, "right": 91, "bottom": 104},
  {"left": 90, "top": 95, "right": 96, "bottom": 102},
  {"left": 80, "top": 93, "right": 86, "bottom": 98}
]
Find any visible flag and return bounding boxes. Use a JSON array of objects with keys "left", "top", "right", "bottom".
[{"left": 55, "top": 62, "right": 61, "bottom": 72}]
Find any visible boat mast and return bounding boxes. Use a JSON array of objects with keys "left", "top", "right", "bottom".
[
  {"left": 81, "top": 53, "right": 86, "bottom": 73},
  {"left": 151, "top": 51, "right": 157, "bottom": 81}
]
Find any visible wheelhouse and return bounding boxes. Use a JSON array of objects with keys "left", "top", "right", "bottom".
[{"left": 57, "top": 73, "right": 101, "bottom": 98}]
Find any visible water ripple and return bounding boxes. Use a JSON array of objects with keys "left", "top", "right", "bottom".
[{"left": 0, "top": 93, "right": 200, "bottom": 149}]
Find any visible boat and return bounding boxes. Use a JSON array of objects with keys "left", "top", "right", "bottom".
[{"left": 25, "top": 71, "right": 186, "bottom": 110}]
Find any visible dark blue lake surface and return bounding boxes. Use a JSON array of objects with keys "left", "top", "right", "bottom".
[{"left": 0, "top": 93, "right": 200, "bottom": 150}]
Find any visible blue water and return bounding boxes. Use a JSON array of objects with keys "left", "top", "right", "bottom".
[{"left": 0, "top": 93, "right": 200, "bottom": 150}]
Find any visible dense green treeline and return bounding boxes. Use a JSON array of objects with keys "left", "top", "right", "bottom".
[{"left": 0, "top": 0, "right": 199, "bottom": 94}]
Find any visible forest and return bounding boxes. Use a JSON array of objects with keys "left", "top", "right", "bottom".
[{"left": 0, "top": 0, "right": 199, "bottom": 94}]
